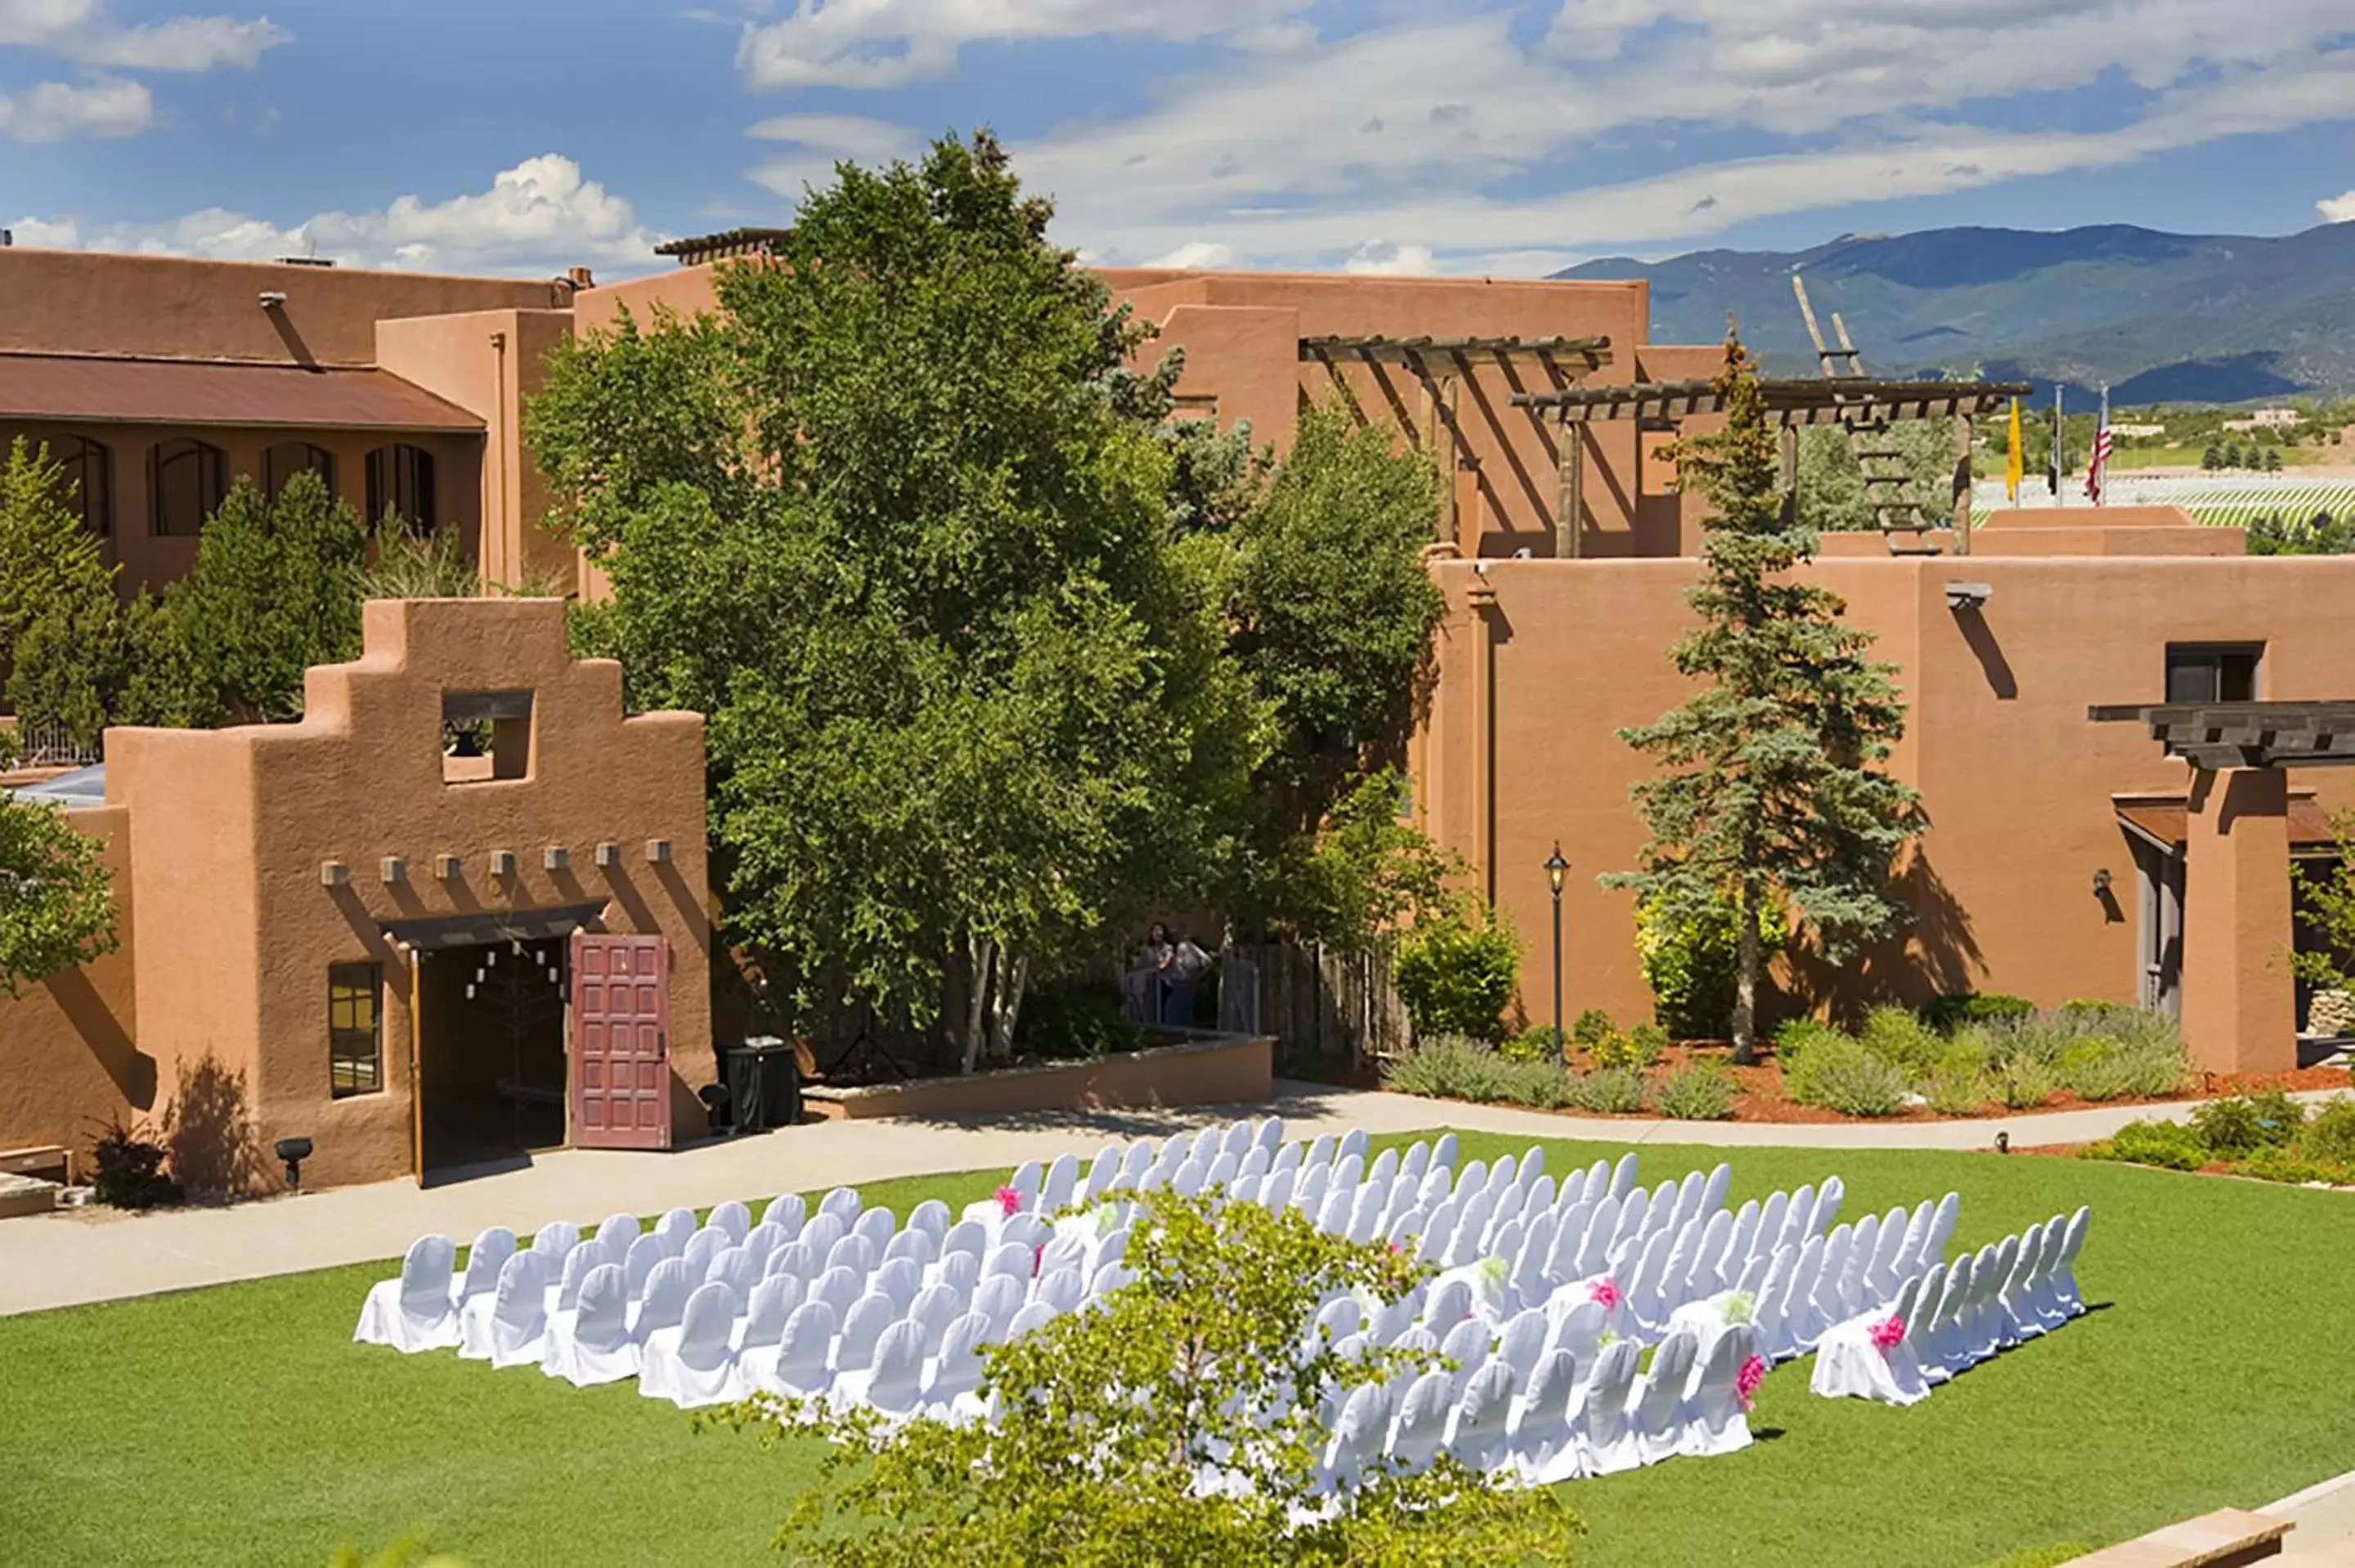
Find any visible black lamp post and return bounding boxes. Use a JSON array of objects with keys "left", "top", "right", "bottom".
[{"left": 1545, "top": 844, "right": 1569, "bottom": 1055}]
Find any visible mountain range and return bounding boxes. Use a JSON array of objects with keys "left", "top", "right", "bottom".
[{"left": 1554, "top": 222, "right": 2355, "bottom": 405}]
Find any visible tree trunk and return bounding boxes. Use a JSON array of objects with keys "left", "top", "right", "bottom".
[
  {"left": 959, "top": 932, "right": 992, "bottom": 1075},
  {"left": 1731, "top": 883, "right": 1761, "bottom": 1065},
  {"left": 986, "top": 951, "right": 1029, "bottom": 1064}
]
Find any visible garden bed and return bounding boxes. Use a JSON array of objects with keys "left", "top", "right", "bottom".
[{"left": 801, "top": 1029, "right": 1273, "bottom": 1121}]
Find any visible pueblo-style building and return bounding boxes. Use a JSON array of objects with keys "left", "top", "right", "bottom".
[
  {"left": 2, "top": 598, "right": 711, "bottom": 1191},
  {"left": 2, "top": 239, "right": 2346, "bottom": 1192}
]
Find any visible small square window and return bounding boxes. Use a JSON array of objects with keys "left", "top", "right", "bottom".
[
  {"left": 328, "top": 962, "right": 382, "bottom": 1098},
  {"left": 442, "top": 690, "right": 533, "bottom": 784},
  {"left": 2164, "top": 643, "right": 2262, "bottom": 704}
]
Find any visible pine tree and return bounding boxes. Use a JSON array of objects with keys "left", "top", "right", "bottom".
[
  {"left": 1608, "top": 329, "right": 1924, "bottom": 1061},
  {"left": 173, "top": 470, "right": 365, "bottom": 722}
]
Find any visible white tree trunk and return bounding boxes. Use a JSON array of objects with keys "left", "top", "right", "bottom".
[
  {"left": 960, "top": 933, "right": 993, "bottom": 1074},
  {"left": 1732, "top": 881, "right": 1761, "bottom": 1066}
]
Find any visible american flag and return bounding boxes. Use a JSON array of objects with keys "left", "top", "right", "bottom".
[{"left": 2084, "top": 388, "right": 2112, "bottom": 507}]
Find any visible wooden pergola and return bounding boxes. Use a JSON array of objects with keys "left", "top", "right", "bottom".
[
  {"left": 1300, "top": 335, "right": 1615, "bottom": 550},
  {"left": 1510, "top": 374, "right": 2032, "bottom": 558},
  {"left": 2088, "top": 701, "right": 2355, "bottom": 771}
]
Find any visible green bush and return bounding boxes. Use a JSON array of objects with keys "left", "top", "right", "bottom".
[
  {"left": 2191, "top": 1091, "right": 2302, "bottom": 1157},
  {"left": 2082, "top": 1118, "right": 2205, "bottom": 1171},
  {"left": 1016, "top": 983, "right": 1148, "bottom": 1062},
  {"left": 1592, "top": 1022, "right": 1667, "bottom": 1072},
  {"left": 1499, "top": 1024, "right": 1563, "bottom": 1065},
  {"left": 1921, "top": 992, "right": 2035, "bottom": 1031},
  {"left": 1491, "top": 1058, "right": 1577, "bottom": 1111},
  {"left": 89, "top": 1117, "right": 182, "bottom": 1210},
  {"left": 2296, "top": 1096, "right": 2355, "bottom": 1166},
  {"left": 1635, "top": 894, "right": 1779, "bottom": 1039},
  {"left": 1379, "top": 1036, "right": 1509, "bottom": 1102},
  {"left": 1784, "top": 1034, "right": 1908, "bottom": 1116},
  {"left": 1771, "top": 1017, "right": 1848, "bottom": 1074},
  {"left": 2056, "top": 1039, "right": 2135, "bottom": 1102},
  {"left": 1566, "top": 1067, "right": 1649, "bottom": 1114},
  {"left": 1992, "top": 1055, "right": 2059, "bottom": 1109},
  {"left": 1859, "top": 1005, "right": 1945, "bottom": 1077},
  {"left": 1925, "top": 1070, "right": 1993, "bottom": 1116},
  {"left": 2228, "top": 1148, "right": 2355, "bottom": 1186},
  {"left": 1653, "top": 1061, "right": 1737, "bottom": 1120},
  {"left": 1570, "top": 1008, "right": 1616, "bottom": 1047},
  {"left": 1393, "top": 906, "right": 1518, "bottom": 1043},
  {"left": 2058, "top": 997, "right": 2133, "bottom": 1019}
]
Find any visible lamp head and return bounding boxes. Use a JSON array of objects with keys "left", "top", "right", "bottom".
[{"left": 1544, "top": 843, "right": 1569, "bottom": 895}]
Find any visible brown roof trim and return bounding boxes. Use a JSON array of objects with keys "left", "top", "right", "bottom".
[{"left": 0, "top": 353, "right": 484, "bottom": 433}]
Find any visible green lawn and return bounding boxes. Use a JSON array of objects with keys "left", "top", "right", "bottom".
[{"left": 2, "top": 1135, "right": 2348, "bottom": 1567}]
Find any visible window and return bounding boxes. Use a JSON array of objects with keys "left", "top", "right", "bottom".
[
  {"left": 328, "top": 963, "right": 383, "bottom": 1097},
  {"left": 2165, "top": 643, "right": 2263, "bottom": 704},
  {"left": 50, "top": 434, "right": 112, "bottom": 536},
  {"left": 366, "top": 443, "right": 437, "bottom": 535},
  {"left": 262, "top": 441, "right": 335, "bottom": 503},
  {"left": 150, "top": 437, "right": 227, "bottom": 537},
  {"left": 442, "top": 689, "right": 533, "bottom": 783}
]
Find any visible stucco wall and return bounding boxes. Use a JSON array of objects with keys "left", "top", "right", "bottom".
[
  {"left": 96, "top": 598, "right": 713, "bottom": 1189},
  {"left": 0, "top": 805, "right": 146, "bottom": 1158},
  {"left": 1419, "top": 553, "right": 2355, "bottom": 1030},
  {"left": 0, "top": 249, "right": 566, "bottom": 368},
  {"left": 0, "top": 419, "right": 482, "bottom": 597}
]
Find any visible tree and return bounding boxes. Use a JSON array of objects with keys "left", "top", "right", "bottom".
[
  {"left": 1794, "top": 420, "right": 1957, "bottom": 533},
  {"left": 0, "top": 789, "right": 118, "bottom": 998},
  {"left": 528, "top": 132, "right": 1263, "bottom": 1070},
  {"left": 0, "top": 438, "right": 126, "bottom": 750},
  {"left": 2263, "top": 446, "right": 2284, "bottom": 473},
  {"left": 731, "top": 1187, "right": 1583, "bottom": 1566},
  {"left": 1609, "top": 330, "right": 1923, "bottom": 1062},
  {"left": 2200, "top": 445, "right": 2223, "bottom": 471},
  {"left": 1269, "top": 769, "right": 1456, "bottom": 957},
  {"left": 172, "top": 471, "right": 366, "bottom": 722}
]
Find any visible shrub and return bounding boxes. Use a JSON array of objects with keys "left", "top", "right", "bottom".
[
  {"left": 1591, "top": 1023, "right": 1666, "bottom": 1072},
  {"left": 2082, "top": 1118, "right": 2205, "bottom": 1171},
  {"left": 1393, "top": 906, "right": 1518, "bottom": 1043},
  {"left": 2058, "top": 997, "right": 2133, "bottom": 1020},
  {"left": 1653, "top": 1062, "right": 1737, "bottom": 1121},
  {"left": 1379, "top": 1036, "right": 1510, "bottom": 1103},
  {"left": 1771, "top": 1017, "right": 1848, "bottom": 1073},
  {"left": 1858, "top": 1005, "right": 1945, "bottom": 1077},
  {"left": 1785, "top": 1035, "right": 1908, "bottom": 1116},
  {"left": 1016, "top": 983, "right": 1146, "bottom": 1062},
  {"left": 89, "top": 1117, "right": 182, "bottom": 1209},
  {"left": 1921, "top": 992, "right": 2035, "bottom": 1031},
  {"left": 2229, "top": 1148, "right": 2355, "bottom": 1186},
  {"left": 2191, "top": 1091, "right": 2302, "bottom": 1157},
  {"left": 1992, "top": 1056, "right": 2059, "bottom": 1109},
  {"left": 1566, "top": 1068, "right": 1649, "bottom": 1114},
  {"left": 2295, "top": 1096, "right": 2355, "bottom": 1166},
  {"left": 1635, "top": 894, "right": 1779, "bottom": 1039},
  {"left": 2057, "top": 1040, "right": 2135, "bottom": 1102},
  {"left": 1925, "top": 1070, "right": 1993, "bottom": 1116},
  {"left": 1569, "top": 1008, "right": 1616, "bottom": 1047},
  {"left": 1499, "top": 1024, "right": 1563, "bottom": 1065},
  {"left": 1491, "top": 1058, "right": 1577, "bottom": 1111}
]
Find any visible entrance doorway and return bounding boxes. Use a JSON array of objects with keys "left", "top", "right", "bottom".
[{"left": 415, "top": 938, "right": 569, "bottom": 1172}]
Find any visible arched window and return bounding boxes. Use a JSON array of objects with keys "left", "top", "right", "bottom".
[
  {"left": 49, "top": 434, "right": 112, "bottom": 536},
  {"left": 150, "top": 437, "right": 227, "bottom": 537},
  {"left": 262, "top": 441, "right": 335, "bottom": 504},
  {"left": 365, "top": 443, "right": 437, "bottom": 536}
]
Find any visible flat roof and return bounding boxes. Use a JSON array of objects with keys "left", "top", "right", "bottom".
[{"left": 0, "top": 354, "right": 486, "bottom": 433}]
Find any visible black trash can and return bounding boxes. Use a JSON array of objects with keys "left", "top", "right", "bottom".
[{"left": 723, "top": 1036, "right": 801, "bottom": 1133}]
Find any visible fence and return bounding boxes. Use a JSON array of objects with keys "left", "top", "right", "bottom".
[
  {"left": 5, "top": 719, "right": 100, "bottom": 768},
  {"left": 1226, "top": 940, "right": 1413, "bottom": 1068}
]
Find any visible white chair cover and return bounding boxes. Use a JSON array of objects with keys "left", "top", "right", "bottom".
[
  {"left": 1629, "top": 1329, "right": 1698, "bottom": 1466},
  {"left": 1572, "top": 1338, "right": 1643, "bottom": 1476},
  {"left": 766, "top": 1240, "right": 817, "bottom": 1284},
  {"left": 881, "top": 1227, "right": 936, "bottom": 1271},
  {"left": 594, "top": 1212, "right": 639, "bottom": 1252},
  {"left": 864, "top": 1319, "right": 929, "bottom": 1414},
  {"left": 2052, "top": 1207, "right": 2091, "bottom": 1319},
  {"left": 452, "top": 1226, "right": 517, "bottom": 1308},
  {"left": 813, "top": 1265, "right": 864, "bottom": 1318},
  {"left": 819, "top": 1186, "right": 863, "bottom": 1223},
  {"left": 1506, "top": 1347, "right": 1582, "bottom": 1485},
  {"left": 760, "top": 1193, "right": 807, "bottom": 1237},
  {"left": 633, "top": 1257, "right": 693, "bottom": 1339},
  {"left": 742, "top": 1223, "right": 787, "bottom": 1266},
  {"left": 706, "top": 1201, "right": 751, "bottom": 1244},
  {"left": 354, "top": 1234, "right": 460, "bottom": 1353},
  {"left": 872, "top": 1257, "right": 922, "bottom": 1312},
  {"left": 1385, "top": 1369, "right": 1454, "bottom": 1473},
  {"left": 460, "top": 1250, "right": 549, "bottom": 1362},
  {"left": 653, "top": 1207, "right": 697, "bottom": 1254},
  {"left": 973, "top": 1274, "right": 1025, "bottom": 1337},
  {"left": 853, "top": 1207, "right": 897, "bottom": 1254},
  {"left": 529, "top": 1220, "right": 579, "bottom": 1259},
  {"left": 641, "top": 1280, "right": 742, "bottom": 1409},
  {"left": 621, "top": 1233, "right": 666, "bottom": 1298},
  {"left": 908, "top": 1282, "right": 962, "bottom": 1357},
  {"left": 1041, "top": 1153, "right": 1080, "bottom": 1212},
  {"left": 547, "top": 1239, "right": 605, "bottom": 1315},
  {"left": 1447, "top": 1360, "right": 1516, "bottom": 1471},
  {"left": 769, "top": 1301, "right": 839, "bottom": 1396},
  {"left": 800, "top": 1210, "right": 848, "bottom": 1260},
  {"left": 835, "top": 1292, "right": 897, "bottom": 1373},
  {"left": 1810, "top": 1294, "right": 1929, "bottom": 1406},
  {"left": 1680, "top": 1323, "right": 1756, "bottom": 1456},
  {"left": 923, "top": 1312, "right": 990, "bottom": 1415},
  {"left": 1321, "top": 1382, "right": 1393, "bottom": 1494},
  {"left": 740, "top": 1275, "right": 797, "bottom": 1351},
  {"left": 540, "top": 1263, "right": 636, "bottom": 1387}
]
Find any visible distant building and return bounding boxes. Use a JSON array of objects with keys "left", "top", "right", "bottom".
[
  {"left": 2111, "top": 422, "right": 2167, "bottom": 439},
  {"left": 2223, "top": 408, "right": 2301, "bottom": 432}
]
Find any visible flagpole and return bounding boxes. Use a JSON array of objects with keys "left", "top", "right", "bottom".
[
  {"left": 2098, "top": 384, "right": 2110, "bottom": 508},
  {"left": 2052, "top": 383, "right": 2064, "bottom": 506}
]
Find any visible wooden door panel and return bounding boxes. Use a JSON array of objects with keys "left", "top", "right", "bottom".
[{"left": 571, "top": 932, "right": 671, "bottom": 1150}]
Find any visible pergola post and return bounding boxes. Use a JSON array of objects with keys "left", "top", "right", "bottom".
[
  {"left": 1952, "top": 410, "right": 1975, "bottom": 556},
  {"left": 1554, "top": 415, "right": 1584, "bottom": 559},
  {"left": 2180, "top": 767, "right": 2296, "bottom": 1077}
]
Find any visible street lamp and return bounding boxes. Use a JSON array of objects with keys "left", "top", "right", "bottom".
[{"left": 1544, "top": 844, "right": 1570, "bottom": 1055}]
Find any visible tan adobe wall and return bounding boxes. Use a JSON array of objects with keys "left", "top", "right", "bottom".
[
  {"left": 0, "top": 249, "right": 567, "bottom": 368},
  {"left": 1417, "top": 554, "right": 2355, "bottom": 1030},
  {"left": 0, "top": 418, "right": 482, "bottom": 597},
  {"left": 102, "top": 598, "right": 711, "bottom": 1190},
  {"left": 0, "top": 805, "right": 146, "bottom": 1159}
]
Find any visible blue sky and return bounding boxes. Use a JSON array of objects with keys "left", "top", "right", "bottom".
[{"left": 5, "top": 0, "right": 2353, "bottom": 279}]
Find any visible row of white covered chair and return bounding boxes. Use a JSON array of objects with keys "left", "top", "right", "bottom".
[{"left": 1810, "top": 1206, "right": 2092, "bottom": 1404}]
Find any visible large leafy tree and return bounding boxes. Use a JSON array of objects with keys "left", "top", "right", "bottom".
[
  {"left": 738, "top": 1188, "right": 1584, "bottom": 1566},
  {"left": 530, "top": 132, "right": 1263, "bottom": 1068},
  {"left": 0, "top": 778, "right": 118, "bottom": 997},
  {"left": 1610, "top": 332, "right": 1922, "bottom": 1060}
]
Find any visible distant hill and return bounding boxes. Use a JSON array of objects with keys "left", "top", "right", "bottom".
[{"left": 1553, "top": 222, "right": 2355, "bottom": 404}]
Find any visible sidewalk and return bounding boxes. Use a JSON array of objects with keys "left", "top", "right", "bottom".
[
  {"left": 2273, "top": 1469, "right": 2355, "bottom": 1563},
  {"left": 1, "top": 1082, "right": 2342, "bottom": 1318}
]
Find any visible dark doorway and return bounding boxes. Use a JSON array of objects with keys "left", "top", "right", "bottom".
[
  {"left": 417, "top": 938, "right": 569, "bottom": 1172},
  {"left": 2293, "top": 852, "right": 2346, "bottom": 1042}
]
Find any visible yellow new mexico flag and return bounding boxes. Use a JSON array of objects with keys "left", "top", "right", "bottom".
[{"left": 2006, "top": 398, "right": 2024, "bottom": 503}]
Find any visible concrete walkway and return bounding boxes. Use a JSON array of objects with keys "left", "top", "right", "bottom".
[
  {"left": 2274, "top": 1469, "right": 2355, "bottom": 1563},
  {"left": 2, "top": 1081, "right": 2344, "bottom": 1319}
]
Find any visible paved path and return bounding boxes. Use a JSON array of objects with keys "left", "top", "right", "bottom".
[
  {"left": 1, "top": 1082, "right": 2344, "bottom": 1318},
  {"left": 2275, "top": 1469, "right": 2355, "bottom": 1563}
]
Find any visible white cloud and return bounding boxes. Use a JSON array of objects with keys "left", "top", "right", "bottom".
[
  {"left": 2322, "top": 190, "right": 2355, "bottom": 223},
  {"left": 0, "top": 0, "right": 286, "bottom": 71},
  {"left": 13, "top": 154, "right": 669, "bottom": 277},
  {"left": 0, "top": 74, "right": 149, "bottom": 140},
  {"left": 746, "top": 111, "right": 923, "bottom": 199},
  {"left": 1146, "top": 241, "right": 1234, "bottom": 269},
  {"left": 1341, "top": 241, "right": 1437, "bottom": 276},
  {"left": 735, "top": 0, "right": 1312, "bottom": 89}
]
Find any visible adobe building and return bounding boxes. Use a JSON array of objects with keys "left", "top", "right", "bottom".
[{"left": 1, "top": 598, "right": 713, "bottom": 1190}]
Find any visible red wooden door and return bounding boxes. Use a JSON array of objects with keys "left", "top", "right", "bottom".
[{"left": 571, "top": 933, "right": 671, "bottom": 1150}]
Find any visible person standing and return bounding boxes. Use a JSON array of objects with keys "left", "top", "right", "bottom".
[
  {"left": 1164, "top": 930, "right": 1211, "bottom": 1028},
  {"left": 1133, "top": 921, "right": 1176, "bottom": 1023}
]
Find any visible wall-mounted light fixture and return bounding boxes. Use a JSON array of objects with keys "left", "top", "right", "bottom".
[
  {"left": 2092, "top": 867, "right": 2113, "bottom": 897},
  {"left": 258, "top": 290, "right": 287, "bottom": 310}
]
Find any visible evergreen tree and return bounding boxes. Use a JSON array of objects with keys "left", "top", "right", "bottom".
[
  {"left": 0, "top": 438, "right": 123, "bottom": 749},
  {"left": 173, "top": 470, "right": 366, "bottom": 722},
  {"left": 1608, "top": 330, "right": 1923, "bottom": 1061},
  {"left": 2200, "top": 445, "right": 2222, "bottom": 472}
]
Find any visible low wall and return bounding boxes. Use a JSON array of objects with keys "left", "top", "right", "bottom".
[{"left": 800, "top": 1032, "right": 1274, "bottom": 1122}]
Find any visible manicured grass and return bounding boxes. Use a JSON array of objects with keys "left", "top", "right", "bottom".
[{"left": 1, "top": 1136, "right": 2348, "bottom": 1566}]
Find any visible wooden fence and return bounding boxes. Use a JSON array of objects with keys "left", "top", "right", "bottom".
[{"left": 1225, "top": 941, "right": 1413, "bottom": 1067}]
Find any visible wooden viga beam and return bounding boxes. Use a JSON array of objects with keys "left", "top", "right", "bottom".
[{"left": 1297, "top": 334, "right": 1613, "bottom": 370}]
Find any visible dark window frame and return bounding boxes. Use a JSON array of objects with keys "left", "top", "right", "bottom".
[
  {"left": 365, "top": 443, "right": 437, "bottom": 536},
  {"left": 150, "top": 437, "right": 227, "bottom": 538},
  {"left": 262, "top": 440, "right": 336, "bottom": 504},
  {"left": 51, "top": 433, "right": 113, "bottom": 537},
  {"left": 2164, "top": 643, "right": 2264, "bottom": 705},
  {"left": 328, "top": 962, "right": 384, "bottom": 1098}
]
